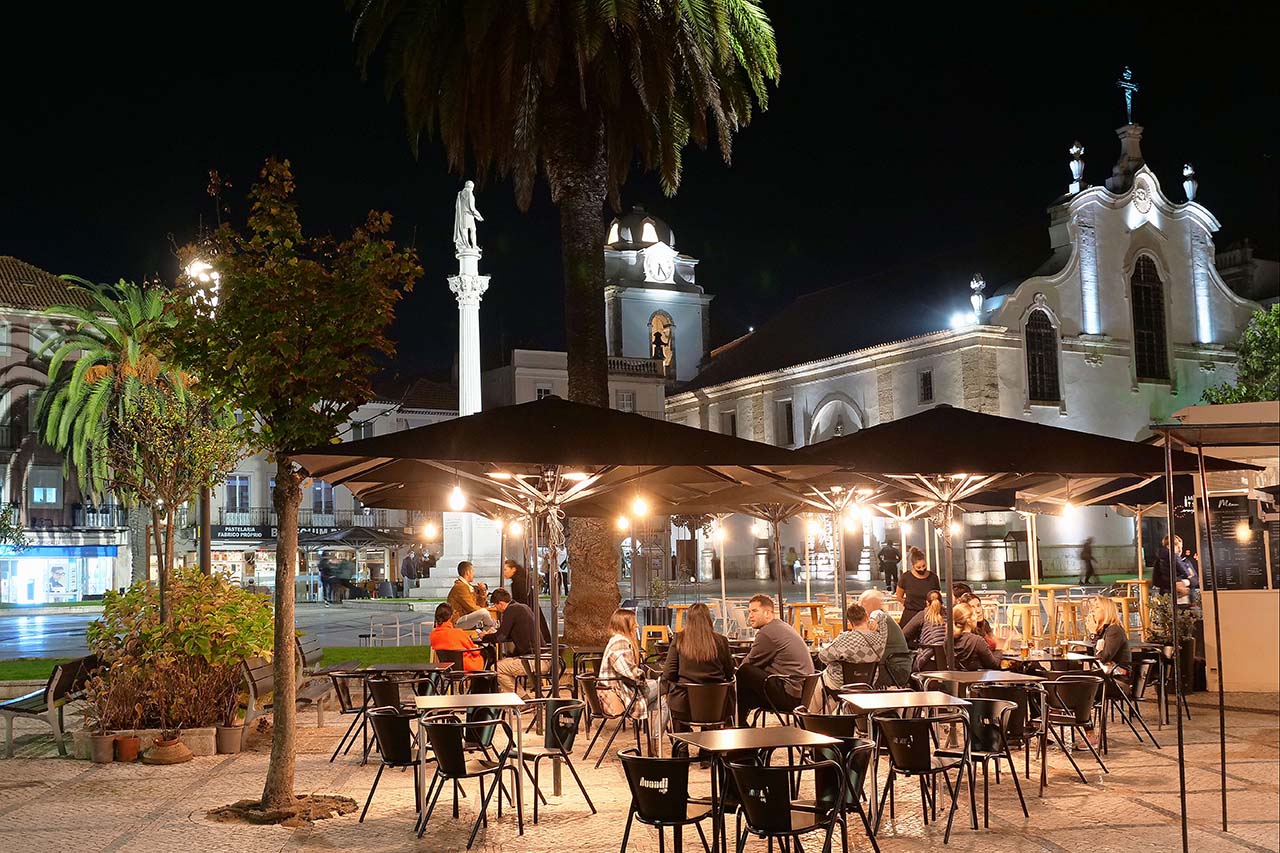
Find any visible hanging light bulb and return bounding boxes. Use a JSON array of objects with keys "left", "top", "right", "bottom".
[
  {"left": 422, "top": 521, "right": 438, "bottom": 539},
  {"left": 713, "top": 526, "right": 727, "bottom": 543},
  {"left": 807, "top": 519, "right": 823, "bottom": 537},
  {"left": 949, "top": 520, "right": 963, "bottom": 536},
  {"left": 494, "top": 518, "right": 504, "bottom": 534},
  {"left": 616, "top": 515, "right": 631, "bottom": 531},
  {"left": 448, "top": 485, "right": 466, "bottom": 511},
  {"left": 631, "top": 496, "right": 649, "bottom": 517},
  {"left": 1061, "top": 501, "right": 1077, "bottom": 519},
  {"left": 508, "top": 519, "right": 524, "bottom": 536}
]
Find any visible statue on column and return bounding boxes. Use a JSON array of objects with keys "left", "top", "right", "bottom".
[{"left": 453, "top": 180, "right": 484, "bottom": 251}]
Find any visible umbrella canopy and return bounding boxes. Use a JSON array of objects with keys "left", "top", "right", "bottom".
[{"left": 297, "top": 527, "right": 418, "bottom": 549}]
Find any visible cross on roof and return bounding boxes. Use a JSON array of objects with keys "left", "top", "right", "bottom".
[{"left": 1116, "top": 66, "right": 1139, "bottom": 124}]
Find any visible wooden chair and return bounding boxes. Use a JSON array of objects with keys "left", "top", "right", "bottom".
[{"left": 1, "top": 655, "right": 97, "bottom": 757}]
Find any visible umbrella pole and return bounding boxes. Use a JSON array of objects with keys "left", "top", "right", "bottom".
[
  {"left": 531, "top": 514, "right": 543, "bottom": 701},
  {"left": 835, "top": 510, "right": 847, "bottom": 632},
  {"left": 773, "top": 518, "right": 784, "bottom": 614},
  {"left": 718, "top": 516, "right": 727, "bottom": 623},
  {"left": 1197, "top": 447, "right": 1228, "bottom": 832},
  {"left": 943, "top": 506, "right": 956, "bottom": 669},
  {"left": 499, "top": 524, "right": 506, "bottom": 590},
  {"left": 1135, "top": 508, "right": 1145, "bottom": 580},
  {"left": 1163, "top": 437, "right": 1190, "bottom": 853},
  {"left": 804, "top": 514, "right": 812, "bottom": 605}
]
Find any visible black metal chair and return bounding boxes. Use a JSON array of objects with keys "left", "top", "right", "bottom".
[
  {"left": 749, "top": 672, "right": 822, "bottom": 727},
  {"left": 728, "top": 758, "right": 847, "bottom": 853},
  {"left": 1100, "top": 660, "right": 1160, "bottom": 750},
  {"left": 327, "top": 670, "right": 370, "bottom": 763},
  {"left": 1038, "top": 674, "right": 1107, "bottom": 796},
  {"left": 794, "top": 709, "right": 881, "bottom": 853},
  {"left": 670, "top": 681, "right": 735, "bottom": 739},
  {"left": 618, "top": 748, "right": 713, "bottom": 853},
  {"left": 873, "top": 712, "right": 974, "bottom": 844},
  {"left": 519, "top": 698, "right": 595, "bottom": 823},
  {"left": 435, "top": 649, "right": 499, "bottom": 694},
  {"left": 942, "top": 697, "right": 1028, "bottom": 827},
  {"left": 360, "top": 708, "right": 422, "bottom": 823},
  {"left": 968, "top": 682, "right": 1039, "bottom": 781},
  {"left": 579, "top": 674, "right": 649, "bottom": 769},
  {"left": 819, "top": 660, "right": 878, "bottom": 711},
  {"left": 418, "top": 715, "right": 522, "bottom": 848}
]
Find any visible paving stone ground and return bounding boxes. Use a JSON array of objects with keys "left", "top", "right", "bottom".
[{"left": 0, "top": 692, "right": 1275, "bottom": 853}]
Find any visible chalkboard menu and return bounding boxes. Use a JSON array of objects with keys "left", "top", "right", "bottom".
[
  {"left": 1199, "top": 495, "right": 1268, "bottom": 591},
  {"left": 1266, "top": 503, "right": 1279, "bottom": 590}
]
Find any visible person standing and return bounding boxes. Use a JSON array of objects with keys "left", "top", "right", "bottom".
[
  {"left": 448, "top": 561, "right": 497, "bottom": 631},
  {"left": 662, "top": 602, "right": 735, "bottom": 731},
  {"left": 878, "top": 541, "right": 902, "bottom": 591},
  {"left": 1080, "top": 537, "right": 1099, "bottom": 585},
  {"left": 895, "top": 546, "right": 940, "bottom": 627},
  {"left": 736, "top": 594, "right": 814, "bottom": 726},
  {"left": 400, "top": 548, "right": 420, "bottom": 589},
  {"left": 786, "top": 547, "right": 801, "bottom": 585},
  {"left": 503, "top": 559, "right": 550, "bottom": 641}
]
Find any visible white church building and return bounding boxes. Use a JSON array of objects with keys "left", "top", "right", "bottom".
[{"left": 663, "top": 108, "right": 1268, "bottom": 581}]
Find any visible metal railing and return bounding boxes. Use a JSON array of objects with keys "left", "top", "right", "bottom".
[
  {"left": 21, "top": 503, "right": 129, "bottom": 530},
  {"left": 218, "top": 507, "right": 399, "bottom": 528}
]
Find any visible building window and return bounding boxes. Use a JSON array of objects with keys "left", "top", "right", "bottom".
[
  {"left": 535, "top": 385, "right": 554, "bottom": 400},
  {"left": 26, "top": 390, "right": 38, "bottom": 433},
  {"left": 1025, "top": 309, "right": 1061, "bottom": 403},
  {"left": 312, "top": 481, "right": 334, "bottom": 515},
  {"left": 918, "top": 370, "right": 934, "bottom": 404},
  {"left": 351, "top": 421, "right": 373, "bottom": 440},
  {"left": 775, "top": 400, "right": 795, "bottom": 446},
  {"left": 29, "top": 466, "right": 62, "bottom": 505},
  {"left": 0, "top": 322, "right": 9, "bottom": 356},
  {"left": 1131, "top": 256, "right": 1170, "bottom": 382},
  {"left": 616, "top": 390, "right": 636, "bottom": 413},
  {"left": 225, "top": 475, "right": 251, "bottom": 513},
  {"left": 30, "top": 324, "right": 55, "bottom": 354},
  {"left": 720, "top": 409, "right": 737, "bottom": 437}
]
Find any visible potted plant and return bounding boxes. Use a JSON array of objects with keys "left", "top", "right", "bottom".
[
  {"left": 216, "top": 679, "right": 247, "bottom": 755},
  {"left": 84, "top": 673, "right": 117, "bottom": 764},
  {"left": 112, "top": 669, "right": 143, "bottom": 762},
  {"left": 1146, "top": 594, "right": 1202, "bottom": 692},
  {"left": 641, "top": 576, "right": 674, "bottom": 630}
]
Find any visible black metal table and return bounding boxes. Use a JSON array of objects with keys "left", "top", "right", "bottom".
[{"left": 916, "top": 669, "right": 1044, "bottom": 697}]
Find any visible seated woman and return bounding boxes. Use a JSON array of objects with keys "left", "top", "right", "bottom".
[
  {"left": 953, "top": 601, "right": 1002, "bottom": 671},
  {"left": 812, "top": 603, "right": 887, "bottom": 709},
  {"left": 429, "top": 602, "right": 486, "bottom": 671},
  {"left": 661, "top": 602, "right": 735, "bottom": 731},
  {"left": 1087, "top": 596, "right": 1131, "bottom": 676},
  {"left": 902, "top": 590, "right": 944, "bottom": 647},
  {"left": 959, "top": 592, "right": 998, "bottom": 650},
  {"left": 599, "top": 608, "right": 664, "bottom": 728}
]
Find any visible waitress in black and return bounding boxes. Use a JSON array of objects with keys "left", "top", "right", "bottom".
[{"left": 895, "top": 546, "right": 940, "bottom": 627}]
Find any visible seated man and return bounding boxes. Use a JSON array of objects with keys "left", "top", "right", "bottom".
[
  {"left": 447, "top": 561, "right": 497, "bottom": 631},
  {"left": 736, "top": 594, "right": 814, "bottom": 726},
  {"left": 489, "top": 588, "right": 544, "bottom": 695},
  {"left": 428, "top": 603, "right": 486, "bottom": 671},
  {"left": 812, "top": 603, "right": 886, "bottom": 709},
  {"left": 860, "top": 588, "right": 913, "bottom": 687}
]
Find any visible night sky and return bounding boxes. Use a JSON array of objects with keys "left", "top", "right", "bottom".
[{"left": 3, "top": 4, "right": 1276, "bottom": 380}]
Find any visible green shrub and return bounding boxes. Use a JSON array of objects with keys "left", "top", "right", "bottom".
[{"left": 86, "top": 569, "right": 273, "bottom": 733}]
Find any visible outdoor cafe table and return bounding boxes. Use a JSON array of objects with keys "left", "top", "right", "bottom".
[
  {"left": 1022, "top": 583, "right": 1073, "bottom": 647},
  {"left": 413, "top": 692, "right": 527, "bottom": 836},
  {"left": 916, "top": 669, "right": 1044, "bottom": 697},
  {"left": 668, "top": 727, "right": 841, "bottom": 853},
  {"left": 1002, "top": 651, "right": 1099, "bottom": 671},
  {"left": 364, "top": 661, "right": 454, "bottom": 694}
]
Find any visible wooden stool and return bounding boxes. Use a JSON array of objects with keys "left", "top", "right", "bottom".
[
  {"left": 1110, "top": 596, "right": 1139, "bottom": 639},
  {"left": 1057, "top": 599, "right": 1085, "bottom": 640},
  {"left": 1006, "top": 603, "right": 1039, "bottom": 648},
  {"left": 670, "top": 604, "right": 693, "bottom": 633},
  {"left": 641, "top": 625, "right": 670, "bottom": 651}
]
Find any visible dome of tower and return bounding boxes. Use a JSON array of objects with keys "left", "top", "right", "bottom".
[{"left": 605, "top": 204, "right": 674, "bottom": 249}]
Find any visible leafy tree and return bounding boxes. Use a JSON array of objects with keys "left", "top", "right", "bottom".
[
  {"left": 106, "top": 384, "right": 244, "bottom": 624},
  {"left": 350, "top": 0, "right": 779, "bottom": 644},
  {"left": 35, "top": 278, "right": 179, "bottom": 496},
  {"left": 168, "top": 158, "right": 420, "bottom": 811},
  {"left": 0, "top": 506, "right": 26, "bottom": 550},
  {"left": 1203, "top": 305, "right": 1280, "bottom": 404}
]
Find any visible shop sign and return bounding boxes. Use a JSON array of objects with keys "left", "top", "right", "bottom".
[{"left": 210, "top": 525, "right": 271, "bottom": 541}]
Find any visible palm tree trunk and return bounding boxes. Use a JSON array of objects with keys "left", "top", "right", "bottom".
[
  {"left": 553, "top": 126, "right": 619, "bottom": 644},
  {"left": 262, "top": 457, "right": 301, "bottom": 810},
  {"left": 152, "top": 509, "right": 167, "bottom": 624}
]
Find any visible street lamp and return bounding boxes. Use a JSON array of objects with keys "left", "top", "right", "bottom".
[{"left": 183, "top": 257, "right": 220, "bottom": 575}]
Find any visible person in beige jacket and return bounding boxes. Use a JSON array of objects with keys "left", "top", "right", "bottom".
[{"left": 447, "top": 561, "right": 497, "bottom": 631}]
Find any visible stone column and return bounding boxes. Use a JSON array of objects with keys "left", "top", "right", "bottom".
[{"left": 449, "top": 247, "right": 489, "bottom": 417}]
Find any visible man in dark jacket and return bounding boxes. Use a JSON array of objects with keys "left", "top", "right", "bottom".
[
  {"left": 877, "top": 542, "right": 901, "bottom": 590},
  {"left": 491, "top": 588, "right": 542, "bottom": 694}
]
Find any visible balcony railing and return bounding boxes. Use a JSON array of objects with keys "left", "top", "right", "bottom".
[
  {"left": 607, "top": 356, "right": 665, "bottom": 377},
  {"left": 218, "top": 507, "right": 400, "bottom": 528},
  {"left": 21, "top": 503, "right": 129, "bottom": 530}
]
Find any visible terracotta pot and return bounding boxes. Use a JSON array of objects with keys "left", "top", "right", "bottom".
[
  {"left": 142, "top": 736, "right": 194, "bottom": 765},
  {"left": 114, "top": 734, "right": 141, "bottom": 763},
  {"left": 90, "top": 733, "right": 116, "bottom": 764},
  {"left": 215, "top": 725, "right": 245, "bottom": 755}
]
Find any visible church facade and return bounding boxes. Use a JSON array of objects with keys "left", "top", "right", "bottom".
[{"left": 663, "top": 116, "right": 1267, "bottom": 580}]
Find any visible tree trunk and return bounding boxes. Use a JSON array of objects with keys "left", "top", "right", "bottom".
[
  {"left": 152, "top": 509, "right": 168, "bottom": 624},
  {"left": 261, "top": 457, "right": 301, "bottom": 809},
  {"left": 551, "top": 123, "right": 618, "bottom": 642}
]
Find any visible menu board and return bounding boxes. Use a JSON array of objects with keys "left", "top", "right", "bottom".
[
  {"left": 1199, "top": 495, "right": 1268, "bottom": 590},
  {"left": 1265, "top": 501, "right": 1279, "bottom": 590}
]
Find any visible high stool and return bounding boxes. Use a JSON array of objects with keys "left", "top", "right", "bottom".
[
  {"left": 1006, "top": 602, "right": 1039, "bottom": 648},
  {"left": 641, "top": 625, "right": 670, "bottom": 652},
  {"left": 1056, "top": 599, "right": 1086, "bottom": 640},
  {"left": 1110, "top": 596, "right": 1139, "bottom": 639}
]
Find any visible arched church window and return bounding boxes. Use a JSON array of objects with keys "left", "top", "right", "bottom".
[
  {"left": 649, "top": 312, "right": 674, "bottom": 373},
  {"left": 1025, "top": 309, "right": 1060, "bottom": 403},
  {"left": 640, "top": 221, "right": 659, "bottom": 244},
  {"left": 1130, "top": 256, "right": 1170, "bottom": 381}
]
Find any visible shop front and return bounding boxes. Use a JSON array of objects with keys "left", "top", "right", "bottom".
[{"left": 0, "top": 544, "right": 118, "bottom": 604}]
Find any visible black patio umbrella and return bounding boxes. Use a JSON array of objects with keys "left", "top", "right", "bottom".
[
  {"left": 294, "top": 396, "right": 832, "bottom": 697},
  {"left": 297, "top": 527, "right": 419, "bottom": 548}
]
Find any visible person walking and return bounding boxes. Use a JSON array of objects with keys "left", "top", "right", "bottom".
[
  {"left": 786, "top": 547, "right": 801, "bottom": 585},
  {"left": 877, "top": 541, "right": 902, "bottom": 590},
  {"left": 1080, "top": 536, "right": 1099, "bottom": 585},
  {"left": 503, "top": 559, "right": 550, "bottom": 641},
  {"left": 895, "top": 546, "right": 940, "bottom": 627}
]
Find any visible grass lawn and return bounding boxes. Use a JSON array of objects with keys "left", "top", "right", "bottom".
[
  {"left": 319, "top": 645, "right": 434, "bottom": 667},
  {"left": 0, "top": 658, "right": 68, "bottom": 681}
]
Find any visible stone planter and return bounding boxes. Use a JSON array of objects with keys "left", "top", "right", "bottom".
[
  {"left": 143, "top": 737, "right": 193, "bottom": 765},
  {"left": 114, "top": 734, "right": 141, "bottom": 762},
  {"left": 73, "top": 727, "right": 217, "bottom": 760},
  {"left": 90, "top": 733, "right": 116, "bottom": 764},
  {"left": 215, "top": 725, "right": 246, "bottom": 755}
]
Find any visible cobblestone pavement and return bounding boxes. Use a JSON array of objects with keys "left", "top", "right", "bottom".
[{"left": 0, "top": 693, "right": 1275, "bottom": 853}]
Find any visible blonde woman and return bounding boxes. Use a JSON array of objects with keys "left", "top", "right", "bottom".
[
  {"left": 1086, "top": 596, "right": 1131, "bottom": 674},
  {"left": 599, "top": 609, "right": 661, "bottom": 724},
  {"left": 953, "top": 602, "right": 1001, "bottom": 671}
]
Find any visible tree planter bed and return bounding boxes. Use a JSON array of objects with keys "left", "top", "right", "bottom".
[{"left": 72, "top": 727, "right": 216, "bottom": 760}]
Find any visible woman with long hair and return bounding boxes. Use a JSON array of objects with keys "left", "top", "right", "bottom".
[
  {"left": 911, "top": 593, "right": 948, "bottom": 670},
  {"left": 599, "top": 608, "right": 660, "bottom": 725},
  {"left": 1086, "top": 595, "right": 1131, "bottom": 674},
  {"left": 662, "top": 602, "right": 734, "bottom": 731},
  {"left": 895, "top": 546, "right": 940, "bottom": 627},
  {"left": 952, "top": 601, "right": 1001, "bottom": 670}
]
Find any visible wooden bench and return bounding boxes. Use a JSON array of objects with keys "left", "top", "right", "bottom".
[
  {"left": 295, "top": 635, "right": 358, "bottom": 682},
  {"left": 243, "top": 640, "right": 361, "bottom": 728},
  {"left": 1, "top": 655, "right": 98, "bottom": 757}
]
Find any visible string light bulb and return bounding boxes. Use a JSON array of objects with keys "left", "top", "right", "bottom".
[
  {"left": 448, "top": 485, "right": 466, "bottom": 511},
  {"left": 631, "top": 496, "right": 649, "bottom": 517},
  {"left": 616, "top": 515, "right": 631, "bottom": 531},
  {"left": 1061, "top": 501, "right": 1077, "bottom": 519},
  {"left": 949, "top": 520, "right": 963, "bottom": 536},
  {"left": 713, "top": 526, "right": 726, "bottom": 543},
  {"left": 422, "top": 521, "right": 438, "bottom": 539},
  {"left": 508, "top": 519, "right": 523, "bottom": 536}
]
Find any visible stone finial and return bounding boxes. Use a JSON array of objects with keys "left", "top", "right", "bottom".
[
  {"left": 1183, "top": 164, "right": 1198, "bottom": 202},
  {"left": 1069, "top": 141, "right": 1086, "bottom": 194},
  {"left": 969, "top": 274, "right": 986, "bottom": 317}
]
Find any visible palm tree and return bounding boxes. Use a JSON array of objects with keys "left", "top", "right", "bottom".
[
  {"left": 350, "top": 0, "right": 780, "bottom": 642},
  {"left": 35, "top": 277, "right": 180, "bottom": 496}
]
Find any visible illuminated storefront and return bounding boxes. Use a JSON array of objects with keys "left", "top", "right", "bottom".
[{"left": 0, "top": 545, "right": 118, "bottom": 604}]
